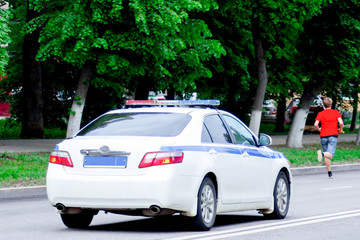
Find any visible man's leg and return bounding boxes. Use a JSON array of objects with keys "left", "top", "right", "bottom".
[
  {"left": 323, "top": 152, "right": 333, "bottom": 172},
  {"left": 317, "top": 150, "right": 323, "bottom": 162},
  {"left": 325, "top": 136, "right": 338, "bottom": 178}
]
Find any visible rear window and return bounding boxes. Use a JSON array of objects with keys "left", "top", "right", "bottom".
[{"left": 76, "top": 112, "right": 192, "bottom": 137}]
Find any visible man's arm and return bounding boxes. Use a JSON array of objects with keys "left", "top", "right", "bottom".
[
  {"left": 314, "top": 120, "right": 320, "bottom": 132},
  {"left": 338, "top": 117, "right": 344, "bottom": 133}
]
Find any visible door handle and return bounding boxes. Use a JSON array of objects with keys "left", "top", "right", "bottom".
[
  {"left": 208, "top": 148, "right": 218, "bottom": 155},
  {"left": 242, "top": 151, "right": 250, "bottom": 158}
]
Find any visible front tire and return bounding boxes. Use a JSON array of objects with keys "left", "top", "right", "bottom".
[
  {"left": 61, "top": 211, "right": 94, "bottom": 228},
  {"left": 264, "top": 171, "right": 290, "bottom": 219},
  {"left": 192, "top": 177, "right": 217, "bottom": 231}
]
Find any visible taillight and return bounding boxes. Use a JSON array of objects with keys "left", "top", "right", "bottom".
[
  {"left": 49, "top": 151, "right": 73, "bottom": 167},
  {"left": 272, "top": 108, "right": 277, "bottom": 115},
  {"left": 139, "top": 152, "right": 184, "bottom": 168}
]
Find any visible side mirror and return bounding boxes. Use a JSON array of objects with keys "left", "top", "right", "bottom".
[{"left": 259, "top": 133, "right": 272, "bottom": 146}]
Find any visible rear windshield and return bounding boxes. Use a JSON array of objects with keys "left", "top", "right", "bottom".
[{"left": 76, "top": 112, "right": 192, "bottom": 137}]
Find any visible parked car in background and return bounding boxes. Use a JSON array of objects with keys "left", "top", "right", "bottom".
[
  {"left": 47, "top": 100, "right": 292, "bottom": 231},
  {"left": 148, "top": 91, "right": 166, "bottom": 100},
  {"left": 261, "top": 99, "right": 277, "bottom": 123},
  {"left": 0, "top": 76, "right": 10, "bottom": 119},
  {"left": 0, "top": 102, "right": 10, "bottom": 119},
  {"left": 285, "top": 97, "right": 324, "bottom": 131}
]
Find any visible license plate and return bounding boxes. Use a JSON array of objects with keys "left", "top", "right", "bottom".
[{"left": 83, "top": 156, "right": 127, "bottom": 168}]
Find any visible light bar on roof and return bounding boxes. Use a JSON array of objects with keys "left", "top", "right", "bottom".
[{"left": 125, "top": 100, "right": 220, "bottom": 107}]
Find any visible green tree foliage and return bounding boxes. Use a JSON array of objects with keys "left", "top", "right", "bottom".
[
  {"left": 249, "top": 0, "right": 324, "bottom": 125},
  {"left": 196, "top": 0, "right": 324, "bottom": 125},
  {"left": 0, "top": 1, "right": 10, "bottom": 74},
  {"left": 35, "top": 0, "right": 224, "bottom": 94},
  {"left": 287, "top": 0, "right": 360, "bottom": 148},
  {"left": 36, "top": 0, "right": 225, "bottom": 136},
  {"left": 2, "top": 0, "right": 360, "bottom": 142},
  {"left": 3, "top": 0, "right": 225, "bottom": 136},
  {"left": 298, "top": 1, "right": 360, "bottom": 93},
  {"left": 194, "top": 1, "right": 254, "bottom": 120},
  {"left": 0, "top": 1, "right": 25, "bottom": 109},
  {"left": 315, "top": 1, "right": 360, "bottom": 102},
  {"left": 263, "top": 0, "right": 325, "bottom": 132}
]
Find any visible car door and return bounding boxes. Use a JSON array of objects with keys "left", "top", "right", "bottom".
[
  {"left": 202, "top": 114, "right": 244, "bottom": 204},
  {"left": 222, "top": 114, "right": 274, "bottom": 203}
]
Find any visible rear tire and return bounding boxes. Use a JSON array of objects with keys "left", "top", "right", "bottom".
[
  {"left": 264, "top": 171, "right": 290, "bottom": 219},
  {"left": 61, "top": 211, "right": 94, "bottom": 228},
  {"left": 192, "top": 177, "right": 217, "bottom": 231}
]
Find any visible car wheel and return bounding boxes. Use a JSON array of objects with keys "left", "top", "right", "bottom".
[
  {"left": 193, "top": 177, "right": 217, "bottom": 231},
  {"left": 61, "top": 212, "right": 94, "bottom": 228},
  {"left": 264, "top": 171, "right": 290, "bottom": 219}
]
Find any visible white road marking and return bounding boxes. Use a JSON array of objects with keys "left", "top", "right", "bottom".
[
  {"left": 166, "top": 209, "right": 360, "bottom": 240},
  {"left": 322, "top": 186, "right": 353, "bottom": 191}
]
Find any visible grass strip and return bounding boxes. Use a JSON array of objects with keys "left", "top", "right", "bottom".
[
  {"left": 273, "top": 142, "right": 360, "bottom": 167},
  {"left": 0, "top": 152, "right": 49, "bottom": 188}
]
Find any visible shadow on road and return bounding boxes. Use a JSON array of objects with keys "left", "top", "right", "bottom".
[{"left": 87, "top": 214, "right": 265, "bottom": 232}]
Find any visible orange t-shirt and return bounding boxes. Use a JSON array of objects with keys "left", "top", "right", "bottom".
[{"left": 315, "top": 109, "right": 342, "bottom": 137}]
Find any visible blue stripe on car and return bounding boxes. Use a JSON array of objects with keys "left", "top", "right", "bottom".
[
  {"left": 204, "top": 146, "right": 240, "bottom": 155},
  {"left": 160, "top": 145, "right": 285, "bottom": 159},
  {"left": 160, "top": 146, "right": 206, "bottom": 152}
]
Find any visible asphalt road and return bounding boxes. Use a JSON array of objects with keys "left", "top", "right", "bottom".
[{"left": 1, "top": 170, "right": 359, "bottom": 240}]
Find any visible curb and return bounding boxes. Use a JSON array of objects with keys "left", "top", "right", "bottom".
[
  {"left": 290, "top": 163, "right": 360, "bottom": 176},
  {"left": 1, "top": 164, "right": 360, "bottom": 200},
  {"left": 0, "top": 185, "right": 46, "bottom": 200}
]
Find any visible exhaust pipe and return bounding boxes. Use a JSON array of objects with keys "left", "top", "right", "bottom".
[
  {"left": 149, "top": 205, "right": 161, "bottom": 214},
  {"left": 56, "top": 203, "right": 67, "bottom": 212}
]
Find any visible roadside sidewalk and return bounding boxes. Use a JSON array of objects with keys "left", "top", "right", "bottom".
[
  {"left": 270, "top": 133, "right": 357, "bottom": 145},
  {"left": 0, "top": 139, "right": 61, "bottom": 153}
]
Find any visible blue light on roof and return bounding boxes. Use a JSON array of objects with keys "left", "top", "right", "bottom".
[
  {"left": 178, "top": 100, "right": 220, "bottom": 106},
  {"left": 126, "top": 100, "right": 220, "bottom": 107}
]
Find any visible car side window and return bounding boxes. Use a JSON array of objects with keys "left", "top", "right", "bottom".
[
  {"left": 222, "top": 115, "right": 256, "bottom": 146},
  {"left": 201, "top": 123, "right": 213, "bottom": 143},
  {"left": 202, "top": 115, "right": 232, "bottom": 144}
]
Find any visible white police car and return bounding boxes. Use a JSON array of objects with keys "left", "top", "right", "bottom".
[{"left": 46, "top": 100, "right": 292, "bottom": 231}]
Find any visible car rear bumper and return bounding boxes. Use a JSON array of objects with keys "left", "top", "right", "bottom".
[{"left": 46, "top": 165, "right": 200, "bottom": 216}]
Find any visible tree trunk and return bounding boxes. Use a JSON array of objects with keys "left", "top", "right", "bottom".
[
  {"left": 66, "top": 64, "right": 92, "bottom": 138},
  {"left": 167, "top": 87, "right": 175, "bottom": 100},
  {"left": 134, "top": 77, "right": 152, "bottom": 100},
  {"left": 350, "top": 94, "right": 358, "bottom": 132},
  {"left": 249, "top": 17, "right": 268, "bottom": 136},
  {"left": 274, "top": 95, "right": 286, "bottom": 133},
  {"left": 20, "top": 2, "right": 44, "bottom": 139},
  {"left": 356, "top": 110, "right": 360, "bottom": 145},
  {"left": 286, "top": 86, "right": 320, "bottom": 148},
  {"left": 350, "top": 105, "right": 358, "bottom": 132}
]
